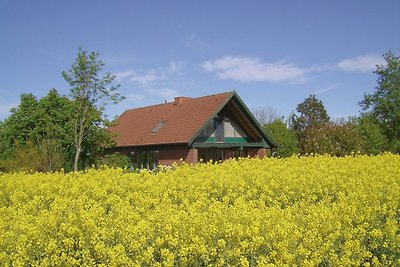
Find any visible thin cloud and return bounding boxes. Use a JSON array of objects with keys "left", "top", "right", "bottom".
[
  {"left": 336, "top": 54, "right": 385, "bottom": 73},
  {"left": 124, "top": 93, "right": 146, "bottom": 104},
  {"left": 116, "top": 62, "right": 183, "bottom": 106},
  {"left": 116, "top": 70, "right": 159, "bottom": 86},
  {"left": 186, "top": 33, "right": 208, "bottom": 50},
  {"left": 202, "top": 56, "right": 308, "bottom": 83},
  {"left": 314, "top": 84, "right": 339, "bottom": 95},
  {"left": 116, "top": 61, "right": 184, "bottom": 87}
]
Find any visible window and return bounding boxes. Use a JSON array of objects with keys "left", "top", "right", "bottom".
[
  {"left": 200, "top": 121, "right": 214, "bottom": 137},
  {"left": 214, "top": 118, "right": 224, "bottom": 142},
  {"left": 198, "top": 117, "right": 248, "bottom": 143},
  {"left": 151, "top": 120, "right": 166, "bottom": 133},
  {"left": 234, "top": 149, "right": 247, "bottom": 158},
  {"left": 223, "top": 118, "right": 235, "bottom": 137},
  {"left": 130, "top": 150, "right": 159, "bottom": 170}
]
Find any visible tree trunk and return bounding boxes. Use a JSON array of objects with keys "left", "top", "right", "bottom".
[
  {"left": 73, "top": 145, "right": 81, "bottom": 172},
  {"left": 73, "top": 113, "right": 85, "bottom": 171}
]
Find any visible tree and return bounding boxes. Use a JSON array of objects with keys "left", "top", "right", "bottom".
[
  {"left": 0, "top": 93, "right": 40, "bottom": 160},
  {"left": 252, "top": 106, "right": 281, "bottom": 127},
  {"left": 290, "top": 94, "right": 330, "bottom": 152},
  {"left": 360, "top": 51, "right": 400, "bottom": 152},
  {"left": 263, "top": 117, "right": 300, "bottom": 157},
  {"left": 302, "top": 121, "right": 365, "bottom": 156},
  {"left": 62, "top": 49, "right": 124, "bottom": 171},
  {"left": 0, "top": 90, "right": 72, "bottom": 171},
  {"left": 351, "top": 115, "right": 388, "bottom": 155},
  {"left": 290, "top": 94, "right": 330, "bottom": 133}
]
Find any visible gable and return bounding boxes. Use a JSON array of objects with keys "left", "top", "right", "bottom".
[{"left": 190, "top": 93, "right": 276, "bottom": 148}]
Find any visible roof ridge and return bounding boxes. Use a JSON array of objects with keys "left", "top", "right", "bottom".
[
  {"left": 123, "top": 91, "right": 235, "bottom": 112},
  {"left": 124, "top": 101, "right": 174, "bottom": 112},
  {"left": 190, "top": 91, "right": 235, "bottom": 101}
]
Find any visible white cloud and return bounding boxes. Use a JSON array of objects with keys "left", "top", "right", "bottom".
[
  {"left": 336, "top": 54, "right": 385, "bottom": 73},
  {"left": 314, "top": 84, "right": 339, "bottom": 95},
  {"left": 202, "top": 56, "right": 308, "bottom": 83},
  {"left": 124, "top": 93, "right": 146, "bottom": 104},
  {"left": 116, "top": 60, "right": 184, "bottom": 87},
  {"left": 116, "top": 69, "right": 159, "bottom": 86},
  {"left": 167, "top": 61, "right": 184, "bottom": 75}
]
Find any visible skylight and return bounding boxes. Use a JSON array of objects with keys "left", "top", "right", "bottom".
[{"left": 151, "top": 120, "right": 166, "bottom": 133}]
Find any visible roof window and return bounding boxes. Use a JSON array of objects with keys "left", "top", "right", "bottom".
[{"left": 151, "top": 120, "right": 166, "bottom": 133}]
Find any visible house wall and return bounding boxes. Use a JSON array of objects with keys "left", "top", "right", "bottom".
[
  {"left": 109, "top": 145, "right": 199, "bottom": 166},
  {"left": 247, "top": 148, "right": 268, "bottom": 158},
  {"left": 159, "top": 146, "right": 198, "bottom": 165},
  {"left": 109, "top": 145, "right": 267, "bottom": 168}
]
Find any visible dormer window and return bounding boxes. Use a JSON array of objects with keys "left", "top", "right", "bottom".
[{"left": 151, "top": 120, "right": 166, "bottom": 133}]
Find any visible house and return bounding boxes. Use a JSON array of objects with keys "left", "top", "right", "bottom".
[{"left": 108, "top": 91, "right": 276, "bottom": 169}]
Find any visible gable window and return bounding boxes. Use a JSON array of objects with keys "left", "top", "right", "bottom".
[
  {"left": 214, "top": 118, "right": 224, "bottom": 142},
  {"left": 198, "top": 117, "right": 249, "bottom": 143}
]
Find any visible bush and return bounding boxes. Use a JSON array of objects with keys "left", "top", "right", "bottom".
[
  {"left": 97, "top": 153, "right": 131, "bottom": 169},
  {"left": 303, "top": 123, "right": 365, "bottom": 156},
  {"left": 0, "top": 140, "right": 64, "bottom": 172}
]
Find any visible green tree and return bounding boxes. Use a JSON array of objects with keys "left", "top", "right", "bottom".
[
  {"left": 0, "top": 93, "right": 40, "bottom": 160},
  {"left": 360, "top": 51, "right": 400, "bottom": 152},
  {"left": 62, "top": 49, "right": 124, "bottom": 171},
  {"left": 351, "top": 115, "right": 388, "bottom": 155},
  {"left": 0, "top": 90, "right": 72, "bottom": 171},
  {"left": 290, "top": 94, "right": 330, "bottom": 132},
  {"left": 264, "top": 118, "right": 300, "bottom": 157},
  {"left": 290, "top": 94, "right": 330, "bottom": 152},
  {"left": 97, "top": 153, "right": 132, "bottom": 169},
  {"left": 302, "top": 121, "right": 365, "bottom": 156}
]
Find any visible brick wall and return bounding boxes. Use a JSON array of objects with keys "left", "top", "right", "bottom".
[
  {"left": 159, "top": 145, "right": 198, "bottom": 165},
  {"left": 247, "top": 148, "right": 268, "bottom": 158}
]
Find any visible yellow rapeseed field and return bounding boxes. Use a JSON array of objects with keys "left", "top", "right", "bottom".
[{"left": 0, "top": 154, "right": 399, "bottom": 266}]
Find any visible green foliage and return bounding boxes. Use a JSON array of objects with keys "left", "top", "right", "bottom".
[
  {"left": 302, "top": 122, "right": 365, "bottom": 156},
  {"left": 97, "top": 153, "right": 131, "bottom": 169},
  {"left": 0, "top": 90, "right": 72, "bottom": 170},
  {"left": 62, "top": 48, "right": 124, "bottom": 171},
  {"left": 360, "top": 51, "right": 400, "bottom": 151},
  {"left": 0, "top": 93, "right": 40, "bottom": 160},
  {"left": 0, "top": 49, "right": 124, "bottom": 172},
  {"left": 290, "top": 94, "right": 330, "bottom": 133},
  {"left": 0, "top": 88, "right": 118, "bottom": 172},
  {"left": 0, "top": 141, "right": 64, "bottom": 172},
  {"left": 263, "top": 118, "right": 300, "bottom": 157},
  {"left": 290, "top": 94, "right": 331, "bottom": 153},
  {"left": 352, "top": 115, "right": 388, "bottom": 155}
]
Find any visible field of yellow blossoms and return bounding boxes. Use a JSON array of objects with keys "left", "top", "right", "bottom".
[{"left": 0, "top": 154, "right": 399, "bottom": 266}]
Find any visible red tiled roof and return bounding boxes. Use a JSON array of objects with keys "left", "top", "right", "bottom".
[{"left": 108, "top": 92, "right": 234, "bottom": 147}]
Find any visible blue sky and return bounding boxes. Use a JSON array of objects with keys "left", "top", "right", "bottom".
[{"left": 1, "top": 1, "right": 399, "bottom": 122}]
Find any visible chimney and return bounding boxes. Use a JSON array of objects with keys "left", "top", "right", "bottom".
[{"left": 174, "top": 96, "right": 191, "bottom": 104}]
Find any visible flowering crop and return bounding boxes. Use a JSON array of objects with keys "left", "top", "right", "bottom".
[{"left": 0, "top": 154, "right": 399, "bottom": 266}]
